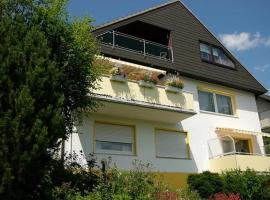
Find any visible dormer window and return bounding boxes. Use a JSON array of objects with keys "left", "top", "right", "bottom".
[{"left": 200, "top": 42, "right": 235, "bottom": 68}]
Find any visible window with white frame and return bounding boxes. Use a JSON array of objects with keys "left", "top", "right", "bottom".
[
  {"left": 198, "top": 90, "right": 234, "bottom": 115},
  {"left": 155, "top": 129, "right": 188, "bottom": 159},
  {"left": 95, "top": 122, "right": 135, "bottom": 155}
]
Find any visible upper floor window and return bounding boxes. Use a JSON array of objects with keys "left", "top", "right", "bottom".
[
  {"left": 200, "top": 43, "right": 235, "bottom": 68},
  {"left": 198, "top": 90, "right": 234, "bottom": 115}
]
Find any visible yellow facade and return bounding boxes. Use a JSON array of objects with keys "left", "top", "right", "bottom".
[
  {"left": 154, "top": 172, "right": 191, "bottom": 189},
  {"left": 209, "top": 155, "right": 270, "bottom": 173}
]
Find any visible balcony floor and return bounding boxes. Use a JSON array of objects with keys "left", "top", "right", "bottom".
[{"left": 93, "top": 96, "right": 196, "bottom": 123}]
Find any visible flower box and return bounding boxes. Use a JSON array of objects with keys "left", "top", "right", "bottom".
[
  {"left": 110, "top": 75, "right": 127, "bottom": 83},
  {"left": 138, "top": 80, "right": 155, "bottom": 88},
  {"left": 165, "top": 86, "right": 182, "bottom": 93}
]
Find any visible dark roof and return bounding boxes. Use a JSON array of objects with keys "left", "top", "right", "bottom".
[
  {"left": 93, "top": 0, "right": 267, "bottom": 95},
  {"left": 260, "top": 95, "right": 270, "bottom": 102}
]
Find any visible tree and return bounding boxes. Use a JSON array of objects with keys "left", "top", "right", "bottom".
[{"left": 0, "top": 0, "right": 99, "bottom": 199}]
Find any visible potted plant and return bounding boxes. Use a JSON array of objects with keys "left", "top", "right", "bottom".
[
  {"left": 137, "top": 72, "right": 159, "bottom": 88},
  {"left": 165, "top": 77, "right": 184, "bottom": 93},
  {"left": 109, "top": 67, "right": 127, "bottom": 82}
]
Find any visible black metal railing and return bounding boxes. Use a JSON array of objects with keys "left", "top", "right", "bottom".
[{"left": 97, "top": 31, "right": 173, "bottom": 61}]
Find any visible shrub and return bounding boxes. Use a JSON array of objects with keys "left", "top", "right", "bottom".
[
  {"left": 187, "top": 171, "right": 224, "bottom": 199},
  {"left": 209, "top": 192, "right": 241, "bottom": 200},
  {"left": 222, "top": 169, "right": 270, "bottom": 200},
  {"left": 176, "top": 188, "right": 201, "bottom": 200},
  {"left": 92, "top": 160, "right": 160, "bottom": 200}
]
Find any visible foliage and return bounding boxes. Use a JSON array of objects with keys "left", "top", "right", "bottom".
[
  {"left": 176, "top": 188, "right": 201, "bottom": 200},
  {"left": 188, "top": 169, "right": 270, "bottom": 200},
  {"left": 209, "top": 192, "right": 241, "bottom": 200},
  {"left": 165, "top": 77, "right": 184, "bottom": 89},
  {"left": 33, "top": 151, "right": 100, "bottom": 200},
  {"left": 74, "top": 160, "right": 174, "bottom": 200},
  {"left": 0, "top": 0, "right": 99, "bottom": 199},
  {"left": 222, "top": 169, "right": 270, "bottom": 200},
  {"left": 188, "top": 171, "right": 224, "bottom": 199},
  {"left": 109, "top": 67, "right": 127, "bottom": 78},
  {"left": 92, "top": 57, "right": 115, "bottom": 75},
  {"left": 135, "top": 72, "right": 159, "bottom": 84}
]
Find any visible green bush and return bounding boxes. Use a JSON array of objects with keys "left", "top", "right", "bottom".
[
  {"left": 187, "top": 171, "right": 224, "bottom": 198},
  {"left": 187, "top": 169, "right": 270, "bottom": 200},
  {"left": 90, "top": 160, "right": 160, "bottom": 200},
  {"left": 222, "top": 169, "right": 270, "bottom": 200}
]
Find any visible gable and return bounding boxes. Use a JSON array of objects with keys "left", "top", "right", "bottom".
[{"left": 93, "top": 1, "right": 267, "bottom": 95}]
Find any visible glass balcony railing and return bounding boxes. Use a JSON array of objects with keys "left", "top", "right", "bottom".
[{"left": 97, "top": 31, "right": 173, "bottom": 61}]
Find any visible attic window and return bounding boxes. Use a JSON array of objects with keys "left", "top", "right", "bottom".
[{"left": 200, "top": 43, "right": 235, "bottom": 68}]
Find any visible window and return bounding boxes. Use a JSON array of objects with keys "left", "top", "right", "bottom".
[
  {"left": 198, "top": 91, "right": 215, "bottom": 112},
  {"left": 200, "top": 42, "right": 235, "bottom": 68},
  {"left": 200, "top": 43, "right": 211, "bottom": 61},
  {"left": 235, "top": 139, "right": 250, "bottom": 154},
  {"left": 155, "top": 129, "right": 188, "bottom": 159},
  {"left": 198, "top": 90, "right": 234, "bottom": 115},
  {"left": 95, "top": 122, "right": 135, "bottom": 155},
  {"left": 216, "top": 94, "right": 233, "bottom": 115}
]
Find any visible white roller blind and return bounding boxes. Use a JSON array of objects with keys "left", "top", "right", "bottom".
[
  {"left": 95, "top": 123, "right": 133, "bottom": 143},
  {"left": 155, "top": 130, "right": 187, "bottom": 158}
]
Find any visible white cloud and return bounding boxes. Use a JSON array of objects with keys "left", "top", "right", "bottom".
[
  {"left": 219, "top": 32, "right": 263, "bottom": 51},
  {"left": 266, "top": 37, "right": 270, "bottom": 47},
  {"left": 255, "top": 64, "right": 270, "bottom": 72}
]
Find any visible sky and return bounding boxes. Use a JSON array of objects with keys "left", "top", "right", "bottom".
[{"left": 67, "top": 0, "right": 270, "bottom": 94}]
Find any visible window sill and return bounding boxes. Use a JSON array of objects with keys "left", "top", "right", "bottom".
[
  {"left": 200, "top": 110, "right": 238, "bottom": 118},
  {"left": 156, "top": 156, "right": 191, "bottom": 160},
  {"left": 201, "top": 58, "right": 237, "bottom": 71},
  {"left": 94, "top": 152, "right": 136, "bottom": 157}
]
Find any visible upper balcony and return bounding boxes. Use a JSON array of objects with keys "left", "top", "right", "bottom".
[
  {"left": 260, "top": 110, "right": 270, "bottom": 132},
  {"left": 92, "top": 57, "right": 195, "bottom": 123},
  {"left": 97, "top": 31, "right": 173, "bottom": 62}
]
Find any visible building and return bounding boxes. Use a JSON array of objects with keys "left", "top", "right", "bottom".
[
  {"left": 66, "top": 0, "right": 270, "bottom": 188},
  {"left": 257, "top": 95, "right": 270, "bottom": 133}
]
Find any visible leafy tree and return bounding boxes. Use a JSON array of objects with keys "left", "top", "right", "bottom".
[{"left": 0, "top": 0, "right": 99, "bottom": 199}]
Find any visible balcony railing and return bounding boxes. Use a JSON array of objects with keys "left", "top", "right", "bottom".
[
  {"left": 208, "top": 135, "right": 270, "bottom": 172},
  {"left": 97, "top": 31, "right": 173, "bottom": 61},
  {"left": 92, "top": 76, "right": 195, "bottom": 123}
]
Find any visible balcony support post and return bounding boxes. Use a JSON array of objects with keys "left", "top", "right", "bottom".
[
  {"left": 143, "top": 39, "right": 146, "bottom": 56},
  {"left": 112, "top": 30, "right": 115, "bottom": 49},
  {"left": 170, "top": 47, "right": 174, "bottom": 63}
]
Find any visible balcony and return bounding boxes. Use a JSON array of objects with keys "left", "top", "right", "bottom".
[
  {"left": 92, "top": 76, "right": 195, "bottom": 123},
  {"left": 209, "top": 154, "right": 270, "bottom": 172},
  {"left": 208, "top": 132, "right": 270, "bottom": 172},
  {"left": 97, "top": 31, "right": 173, "bottom": 61},
  {"left": 260, "top": 110, "right": 270, "bottom": 132}
]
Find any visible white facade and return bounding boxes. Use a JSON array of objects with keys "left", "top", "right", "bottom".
[{"left": 66, "top": 76, "right": 264, "bottom": 173}]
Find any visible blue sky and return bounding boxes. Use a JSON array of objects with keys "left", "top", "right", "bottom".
[{"left": 68, "top": 0, "right": 270, "bottom": 94}]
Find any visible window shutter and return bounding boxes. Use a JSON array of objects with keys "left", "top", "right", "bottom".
[
  {"left": 155, "top": 130, "right": 187, "bottom": 158},
  {"left": 95, "top": 123, "right": 133, "bottom": 143}
]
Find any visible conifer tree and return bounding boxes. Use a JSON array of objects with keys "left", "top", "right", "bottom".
[{"left": 0, "top": 0, "right": 99, "bottom": 199}]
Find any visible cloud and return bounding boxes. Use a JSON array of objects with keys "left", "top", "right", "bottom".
[
  {"left": 266, "top": 37, "right": 270, "bottom": 47},
  {"left": 219, "top": 32, "right": 263, "bottom": 51},
  {"left": 254, "top": 64, "right": 270, "bottom": 72}
]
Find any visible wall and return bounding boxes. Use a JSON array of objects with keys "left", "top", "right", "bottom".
[{"left": 66, "top": 76, "right": 264, "bottom": 174}]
